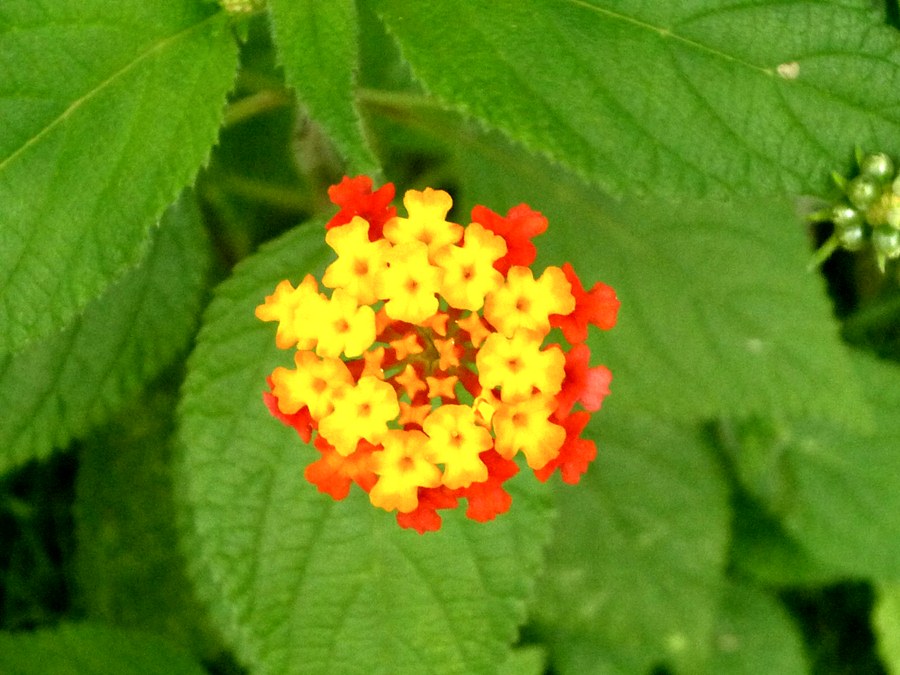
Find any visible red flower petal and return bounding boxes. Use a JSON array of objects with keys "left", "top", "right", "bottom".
[
  {"left": 396, "top": 486, "right": 459, "bottom": 534},
  {"left": 305, "top": 437, "right": 378, "bottom": 499},
  {"left": 550, "top": 262, "right": 620, "bottom": 344},
  {"left": 556, "top": 343, "right": 589, "bottom": 419},
  {"left": 460, "top": 450, "right": 519, "bottom": 522},
  {"left": 533, "top": 411, "right": 597, "bottom": 484},
  {"left": 326, "top": 175, "right": 397, "bottom": 240},
  {"left": 581, "top": 364, "right": 612, "bottom": 412},
  {"left": 471, "top": 203, "right": 547, "bottom": 274},
  {"left": 263, "top": 386, "right": 314, "bottom": 443},
  {"left": 305, "top": 437, "right": 354, "bottom": 499}
]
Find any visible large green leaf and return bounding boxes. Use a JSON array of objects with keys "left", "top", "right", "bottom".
[
  {"left": 177, "top": 222, "right": 554, "bottom": 674},
  {"left": 0, "top": 193, "right": 210, "bottom": 475},
  {"left": 726, "top": 352, "right": 900, "bottom": 579},
  {"left": 443, "top": 113, "right": 869, "bottom": 428},
  {"left": 74, "top": 387, "right": 221, "bottom": 661},
  {"left": 268, "top": 0, "right": 379, "bottom": 174},
  {"left": 374, "top": 0, "right": 900, "bottom": 197},
  {"left": 532, "top": 391, "right": 730, "bottom": 674},
  {"left": 0, "top": 623, "right": 205, "bottom": 675},
  {"left": 0, "top": 1, "right": 237, "bottom": 352}
]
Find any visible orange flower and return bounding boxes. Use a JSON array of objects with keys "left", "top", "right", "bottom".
[{"left": 257, "top": 177, "right": 618, "bottom": 532}]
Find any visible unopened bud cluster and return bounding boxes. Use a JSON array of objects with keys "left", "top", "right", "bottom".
[{"left": 813, "top": 150, "right": 900, "bottom": 271}]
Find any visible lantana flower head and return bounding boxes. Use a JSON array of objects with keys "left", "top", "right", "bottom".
[{"left": 256, "top": 176, "right": 619, "bottom": 533}]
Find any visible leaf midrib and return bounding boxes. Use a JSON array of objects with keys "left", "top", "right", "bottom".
[
  {"left": 0, "top": 11, "right": 221, "bottom": 172},
  {"left": 565, "top": 0, "right": 774, "bottom": 76}
]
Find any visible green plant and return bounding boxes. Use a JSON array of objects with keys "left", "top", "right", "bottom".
[{"left": 3, "top": 1, "right": 900, "bottom": 673}]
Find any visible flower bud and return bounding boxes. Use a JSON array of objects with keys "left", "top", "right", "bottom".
[
  {"left": 860, "top": 152, "right": 895, "bottom": 183},
  {"left": 847, "top": 175, "right": 881, "bottom": 210}
]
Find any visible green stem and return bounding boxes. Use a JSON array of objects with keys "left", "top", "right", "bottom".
[
  {"left": 807, "top": 235, "right": 840, "bottom": 272},
  {"left": 223, "top": 89, "right": 293, "bottom": 127},
  {"left": 357, "top": 88, "right": 445, "bottom": 113},
  {"left": 220, "top": 174, "right": 311, "bottom": 212}
]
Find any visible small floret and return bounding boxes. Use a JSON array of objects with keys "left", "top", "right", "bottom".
[
  {"left": 318, "top": 376, "right": 400, "bottom": 456},
  {"left": 423, "top": 406, "right": 493, "bottom": 489},
  {"left": 483, "top": 265, "right": 575, "bottom": 338},
  {"left": 492, "top": 394, "right": 566, "bottom": 470},
  {"left": 383, "top": 188, "right": 463, "bottom": 258},
  {"left": 379, "top": 241, "right": 443, "bottom": 323},
  {"left": 369, "top": 430, "right": 442, "bottom": 513}
]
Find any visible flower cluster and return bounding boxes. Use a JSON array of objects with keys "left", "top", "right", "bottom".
[
  {"left": 256, "top": 176, "right": 619, "bottom": 533},
  {"left": 811, "top": 150, "right": 900, "bottom": 271}
]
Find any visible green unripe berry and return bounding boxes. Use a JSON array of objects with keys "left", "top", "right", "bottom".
[
  {"left": 859, "top": 152, "right": 895, "bottom": 182},
  {"left": 887, "top": 206, "right": 900, "bottom": 230},
  {"left": 873, "top": 225, "right": 900, "bottom": 260},
  {"left": 219, "top": 0, "right": 265, "bottom": 13},
  {"left": 831, "top": 205, "right": 862, "bottom": 229},
  {"left": 847, "top": 175, "right": 881, "bottom": 209},
  {"left": 836, "top": 222, "right": 866, "bottom": 251}
]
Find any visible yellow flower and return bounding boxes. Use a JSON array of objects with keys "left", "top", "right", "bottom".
[
  {"left": 483, "top": 265, "right": 575, "bottom": 338},
  {"left": 492, "top": 394, "right": 566, "bottom": 470},
  {"left": 322, "top": 216, "right": 390, "bottom": 305},
  {"left": 434, "top": 222, "right": 506, "bottom": 311},
  {"left": 269, "top": 351, "right": 353, "bottom": 420},
  {"left": 318, "top": 376, "right": 400, "bottom": 456},
  {"left": 369, "top": 430, "right": 442, "bottom": 513},
  {"left": 314, "top": 289, "right": 376, "bottom": 359},
  {"left": 476, "top": 329, "right": 566, "bottom": 402},
  {"left": 423, "top": 406, "right": 492, "bottom": 489},
  {"left": 254, "top": 274, "right": 325, "bottom": 350},
  {"left": 378, "top": 241, "right": 443, "bottom": 323},
  {"left": 383, "top": 188, "right": 463, "bottom": 260}
]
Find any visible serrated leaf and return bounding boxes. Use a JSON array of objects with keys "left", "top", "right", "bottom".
[
  {"left": 374, "top": 0, "right": 900, "bottom": 197},
  {"left": 445, "top": 114, "right": 869, "bottom": 428},
  {"left": 708, "top": 583, "right": 807, "bottom": 675},
  {"left": 0, "top": 623, "right": 205, "bottom": 675},
  {"left": 734, "top": 351, "right": 900, "bottom": 579},
  {"left": 177, "top": 222, "right": 553, "bottom": 674},
  {"left": 0, "top": 1, "right": 237, "bottom": 352},
  {"left": 269, "top": 0, "right": 379, "bottom": 174},
  {"left": 74, "top": 387, "right": 221, "bottom": 660},
  {"left": 0, "top": 192, "right": 210, "bottom": 475},
  {"left": 532, "top": 393, "right": 730, "bottom": 674}
]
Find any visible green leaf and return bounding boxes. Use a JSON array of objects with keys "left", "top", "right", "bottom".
[
  {"left": 875, "top": 582, "right": 900, "bottom": 674},
  {"left": 268, "top": 0, "right": 379, "bottom": 174},
  {"left": 0, "top": 1, "right": 237, "bottom": 352},
  {"left": 374, "top": 0, "right": 900, "bottom": 197},
  {"left": 0, "top": 192, "right": 210, "bottom": 475},
  {"left": 444, "top": 113, "right": 869, "bottom": 427},
  {"left": 177, "top": 222, "right": 554, "bottom": 674},
  {"left": 708, "top": 583, "right": 807, "bottom": 674},
  {"left": 532, "top": 394, "right": 730, "bottom": 674},
  {"left": 74, "top": 386, "right": 221, "bottom": 661},
  {"left": 551, "top": 196, "right": 871, "bottom": 426},
  {"left": 0, "top": 623, "right": 205, "bottom": 675},
  {"left": 730, "top": 351, "right": 900, "bottom": 579}
]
